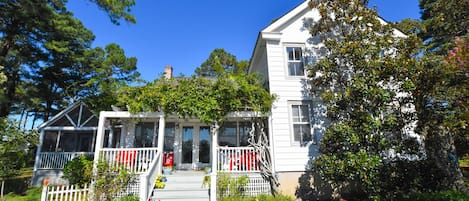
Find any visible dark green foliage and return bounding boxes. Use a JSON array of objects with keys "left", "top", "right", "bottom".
[
  {"left": 5, "top": 187, "right": 42, "bottom": 201},
  {"left": 308, "top": 0, "right": 423, "bottom": 200},
  {"left": 419, "top": 0, "right": 469, "bottom": 53},
  {"left": 219, "top": 194, "right": 294, "bottom": 201},
  {"left": 0, "top": 0, "right": 139, "bottom": 121},
  {"left": 91, "top": 0, "right": 137, "bottom": 24},
  {"left": 195, "top": 48, "right": 249, "bottom": 77},
  {"left": 217, "top": 173, "right": 249, "bottom": 198},
  {"left": 93, "top": 160, "right": 133, "bottom": 201},
  {"left": 0, "top": 118, "right": 36, "bottom": 181},
  {"left": 62, "top": 155, "right": 93, "bottom": 187},
  {"left": 113, "top": 195, "right": 140, "bottom": 201},
  {"left": 118, "top": 74, "right": 274, "bottom": 124},
  {"left": 404, "top": 191, "right": 469, "bottom": 201}
]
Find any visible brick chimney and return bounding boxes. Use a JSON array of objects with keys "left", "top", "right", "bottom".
[{"left": 164, "top": 65, "right": 173, "bottom": 79}]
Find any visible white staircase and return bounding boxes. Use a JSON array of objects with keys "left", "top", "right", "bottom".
[{"left": 152, "top": 171, "right": 209, "bottom": 201}]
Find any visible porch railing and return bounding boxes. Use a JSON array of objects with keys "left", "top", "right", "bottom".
[
  {"left": 37, "top": 152, "right": 94, "bottom": 169},
  {"left": 218, "top": 147, "right": 260, "bottom": 172},
  {"left": 139, "top": 152, "right": 161, "bottom": 201},
  {"left": 99, "top": 148, "right": 159, "bottom": 174}
]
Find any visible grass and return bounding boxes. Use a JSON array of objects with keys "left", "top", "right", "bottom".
[{"left": 4, "top": 187, "right": 42, "bottom": 201}]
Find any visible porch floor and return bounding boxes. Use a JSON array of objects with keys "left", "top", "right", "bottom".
[{"left": 153, "top": 171, "right": 209, "bottom": 201}]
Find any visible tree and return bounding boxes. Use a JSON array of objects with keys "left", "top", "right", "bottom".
[
  {"left": 307, "top": 0, "right": 423, "bottom": 199},
  {"left": 195, "top": 48, "right": 249, "bottom": 77},
  {"left": 0, "top": 0, "right": 137, "bottom": 119},
  {"left": 0, "top": 118, "right": 37, "bottom": 200},
  {"left": 419, "top": 0, "right": 469, "bottom": 53}
]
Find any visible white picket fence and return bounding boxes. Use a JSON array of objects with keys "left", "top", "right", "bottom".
[
  {"left": 41, "top": 184, "right": 90, "bottom": 201},
  {"left": 37, "top": 152, "right": 94, "bottom": 169}
]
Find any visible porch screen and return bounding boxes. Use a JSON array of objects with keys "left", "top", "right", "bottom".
[{"left": 135, "top": 122, "right": 155, "bottom": 147}]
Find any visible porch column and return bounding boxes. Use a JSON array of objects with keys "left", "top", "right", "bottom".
[
  {"left": 156, "top": 115, "right": 165, "bottom": 174},
  {"left": 210, "top": 123, "right": 219, "bottom": 201},
  {"left": 31, "top": 129, "right": 45, "bottom": 184},
  {"left": 93, "top": 112, "right": 107, "bottom": 168}
]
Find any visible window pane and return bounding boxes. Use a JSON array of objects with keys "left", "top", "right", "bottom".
[
  {"left": 300, "top": 124, "right": 312, "bottom": 143},
  {"left": 199, "top": 127, "right": 211, "bottom": 163},
  {"left": 135, "top": 122, "right": 155, "bottom": 147},
  {"left": 294, "top": 48, "right": 302, "bottom": 61},
  {"left": 292, "top": 105, "right": 300, "bottom": 122},
  {"left": 288, "top": 62, "right": 304, "bottom": 76},
  {"left": 219, "top": 122, "right": 237, "bottom": 146},
  {"left": 164, "top": 123, "right": 175, "bottom": 152},
  {"left": 293, "top": 124, "right": 312, "bottom": 144},
  {"left": 293, "top": 124, "right": 301, "bottom": 142},
  {"left": 287, "top": 47, "right": 295, "bottom": 60},
  {"left": 239, "top": 122, "right": 251, "bottom": 146},
  {"left": 300, "top": 105, "right": 310, "bottom": 122}
]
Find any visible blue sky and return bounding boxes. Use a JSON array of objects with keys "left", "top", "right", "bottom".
[{"left": 67, "top": 0, "right": 421, "bottom": 81}]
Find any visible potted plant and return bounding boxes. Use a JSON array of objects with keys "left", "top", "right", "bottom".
[{"left": 162, "top": 165, "right": 172, "bottom": 175}]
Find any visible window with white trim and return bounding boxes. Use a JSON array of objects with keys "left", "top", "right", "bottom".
[
  {"left": 286, "top": 47, "right": 305, "bottom": 76},
  {"left": 290, "top": 102, "right": 312, "bottom": 145}
]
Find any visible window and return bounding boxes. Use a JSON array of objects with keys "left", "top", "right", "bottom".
[
  {"left": 135, "top": 122, "right": 156, "bottom": 147},
  {"left": 219, "top": 121, "right": 256, "bottom": 147},
  {"left": 287, "top": 47, "right": 304, "bottom": 76},
  {"left": 290, "top": 102, "right": 312, "bottom": 145},
  {"left": 163, "top": 123, "right": 175, "bottom": 152}
]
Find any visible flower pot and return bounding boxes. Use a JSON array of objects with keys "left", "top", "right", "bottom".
[{"left": 163, "top": 167, "right": 172, "bottom": 175}]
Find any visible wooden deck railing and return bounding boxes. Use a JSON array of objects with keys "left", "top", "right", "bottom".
[
  {"left": 99, "top": 148, "right": 159, "bottom": 174},
  {"left": 218, "top": 147, "right": 260, "bottom": 172},
  {"left": 37, "top": 152, "right": 94, "bottom": 169}
]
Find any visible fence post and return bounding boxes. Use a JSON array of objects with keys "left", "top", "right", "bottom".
[{"left": 40, "top": 185, "right": 48, "bottom": 201}]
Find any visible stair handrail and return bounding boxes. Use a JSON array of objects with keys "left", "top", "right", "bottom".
[{"left": 139, "top": 151, "right": 161, "bottom": 201}]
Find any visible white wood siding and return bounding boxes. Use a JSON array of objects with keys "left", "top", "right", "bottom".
[{"left": 251, "top": 5, "right": 329, "bottom": 172}]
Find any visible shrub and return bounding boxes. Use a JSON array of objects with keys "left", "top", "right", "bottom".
[
  {"left": 62, "top": 155, "right": 93, "bottom": 187},
  {"left": 217, "top": 173, "right": 249, "bottom": 198},
  {"left": 219, "top": 193, "right": 294, "bottom": 201},
  {"left": 404, "top": 191, "right": 469, "bottom": 201},
  {"left": 113, "top": 195, "right": 139, "bottom": 201}
]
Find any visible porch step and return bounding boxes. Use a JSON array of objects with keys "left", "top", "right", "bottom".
[{"left": 152, "top": 171, "right": 209, "bottom": 201}]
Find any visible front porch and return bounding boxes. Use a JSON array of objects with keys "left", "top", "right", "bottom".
[{"left": 92, "top": 111, "right": 272, "bottom": 201}]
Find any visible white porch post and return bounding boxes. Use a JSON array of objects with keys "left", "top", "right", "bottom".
[
  {"left": 32, "top": 129, "right": 45, "bottom": 185},
  {"left": 210, "top": 123, "right": 218, "bottom": 201},
  {"left": 92, "top": 112, "right": 107, "bottom": 170},
  {"left": 156, "top": 115, "right": 165, "bottom": 174}
]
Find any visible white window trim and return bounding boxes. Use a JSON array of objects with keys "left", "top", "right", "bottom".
[
  {"left": 288, "top": 100, "right": 314, "bottom": 146},
  {"left": 284, "top": 44, "right": 306, "bottom": 78}
]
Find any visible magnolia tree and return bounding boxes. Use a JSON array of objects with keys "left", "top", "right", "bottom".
[
  {"left": 306, "top": 0, "right": 423, "bottom": 200},
  {"left": 116, "top": 73, "right": 279, "bottom": 193}
]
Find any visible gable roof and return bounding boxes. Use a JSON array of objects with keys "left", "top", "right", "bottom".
[
  {"left": 262, "top": 1, "right": 310, "bottom": 33},
  {"left": 38, "top": 101, "right": 98, "bottom": 129}
]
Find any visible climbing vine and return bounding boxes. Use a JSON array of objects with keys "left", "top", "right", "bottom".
[
  {"left": 116, "top": 73, "right": 278, "bottom": 193},
  {"left": 117, "top": 74, "right": 274, "bottom": 124}
]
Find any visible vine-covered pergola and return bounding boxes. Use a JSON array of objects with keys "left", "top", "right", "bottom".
[{"left": 116, "top": 73, "right": 279, "bottom": 196}]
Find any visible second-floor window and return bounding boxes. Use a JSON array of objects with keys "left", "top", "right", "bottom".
[{"left": 287, "top": 47, "right": 304, "bottom": 76}]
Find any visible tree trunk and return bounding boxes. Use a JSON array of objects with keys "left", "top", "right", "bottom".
[{"left": 424, "top": 125, "right": 466, "bottom": 191}]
